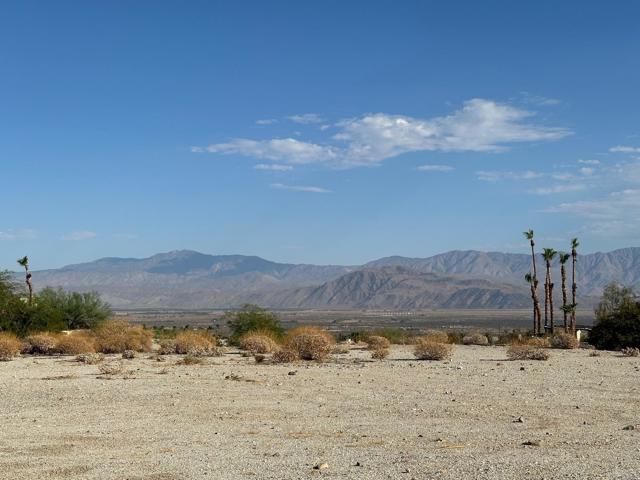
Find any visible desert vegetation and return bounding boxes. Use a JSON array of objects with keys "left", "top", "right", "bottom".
[{"left": 413, "top": 336, "right": 453, "bottom": 361}]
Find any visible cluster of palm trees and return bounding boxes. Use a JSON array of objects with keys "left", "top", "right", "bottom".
[{"left": 523, "top": 231, "right": 578, "bottom": 335}]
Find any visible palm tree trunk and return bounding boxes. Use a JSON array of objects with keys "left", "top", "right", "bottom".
[
  {"left": 530, "top": 241, "right": 540, "bottom": 334},
  {"left": 544, "top": 267, "right": 549, "bottom": 333},
  {"left": 549, "top": 280, "right": 555, "bottom": 334},
  {"left": 24, "top": 266, "right": 33, "bottom": 305},
  {"left": 561, "top": 265, "right": 568, "bottom": 332},
  {"left": 571, "top": 252, "right": 577, "bottom": 334}
]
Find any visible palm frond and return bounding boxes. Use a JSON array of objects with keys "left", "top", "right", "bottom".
[{"left": 16, "top": 256, "right": 29, "bottom": 267}]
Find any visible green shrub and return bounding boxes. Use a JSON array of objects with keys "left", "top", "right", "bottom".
[
  {"left": 225, "top": 304, "right": 284, "bottom": 345},
  {"left": 589, "top": 283, "right": 640, "bottom": 350}
]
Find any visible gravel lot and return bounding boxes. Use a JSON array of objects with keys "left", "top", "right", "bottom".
[{"left": 0, "top": 345, "right": 639, "bottom": 479}]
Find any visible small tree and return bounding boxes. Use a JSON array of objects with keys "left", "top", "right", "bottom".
[
  {"left": 590, "top": 283, "right": 640, "bottom": 350},
  {"left": 224, "top": 304, "right": 284, "bottom": 345}
]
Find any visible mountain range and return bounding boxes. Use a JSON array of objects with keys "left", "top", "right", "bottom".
[{"left": 23, "top": 247, "right": 640, "bottom": 309}]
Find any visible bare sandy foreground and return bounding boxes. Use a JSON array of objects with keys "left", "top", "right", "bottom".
[{"left": 1, "top": 346, "right": 639, "bottom": 480}]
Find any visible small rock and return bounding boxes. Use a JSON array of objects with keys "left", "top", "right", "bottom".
[
  {"left": 514, "top": 416, "right": 524, "bottom": 423},
  {"left": 520, "top": 366, "right": 525, "bottom": 371},
  {"left": 522, "top": 440, "right": 541, "bottom": 446},
  {"left": 623, "top": 425, "right": 636, "bottom": 431},
  {"left": 314, "top": 462, "right": 329, "bottom": 470},
  {"left": 354, "top": 461, "right": 362, "bottom": 467},
  {"left": 288, "top": 371, "right": 297, "bottom": 376}
]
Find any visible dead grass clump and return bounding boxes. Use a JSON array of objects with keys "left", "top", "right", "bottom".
[
  {"left": 94, "top": 320, "right": 153, "bottom": 353},
  {"left": 173, "top": 330, "right": 220, "bottom": 356},
  {"left": 56, "top": 332, "right": 96, "bottom": 355},
  {"left": 239, "top": 332, "right": 279, "bottom": 354},
  {"left": 523, "top": 336, "right": 551, "bottom": 348},
  {"left": 285, "top": 326, "right": 335, "bottom": 344},
  {"left": 76, "top": 353, "right": 104, "bottom": 364},
  {"left": 158, "top": 339, "right": 177, "bottom": 355},
  {"left": 23, "top": 333, "right": 59, "bottom": 354},
  {"left": 176, "top": 355, "right": 204, "bottom": 365},
  {"left": 550, "top": 332, "right": 579, "bottom": 349},
  {"left": 366, "top": 335, "right": 391, "bottom": 350},
  {"left": 0, "top": 333, "right": 22, "bottom": 361},
  {"left": 98, "top": 361, "right": 124, "bottom": 375},
  {"left": 422, "top": 330, "right": 450, "bottom": 344},
  {"left": 414, "top": 338, "right": 453, "bottom": 361},
  {"left": 332, "top": 344, "right": 350, "bottom": 354},
  {"left": 371, "top": 348, "right": 389, "bottom": 360},
  {"left": 284, "top": 332, "right": 332, "bottom": 361},
  {"left": 272, "top": 348, "right": 299, "bottom": 363},
  {"left": 621, "top": 347, "right": 640, "bottom": 357},
  {"left": 462, "top": 332, "right": 489, "bottom": 346},
  {"left": 507, "top": 345, "right": 550, "bottom": 361}
]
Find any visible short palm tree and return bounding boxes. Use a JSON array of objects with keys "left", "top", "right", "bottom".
[
  {"left": 570, "top": 238, "right": 579, "bottom": 333},
  {"left": 523, "top": 230, "right": 541, "bottom": 334},
  {"left": 558, "top": 252, "right": 571, "bottom": 332},
  {"left": 16, "top": 255, "right": 33, "bottom": 305},
  {"left": 541, "top": 248, "right": 557, "bottom": 333}
]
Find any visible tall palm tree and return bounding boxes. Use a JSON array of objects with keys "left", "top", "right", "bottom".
[
  {"left": 16, "top": 255, "right": 33, "bottom": 305},
  {"left": 523, "top": 230, "right": 541, "bottom": 334},
  {"left": 570, "top": 238, "right": 579, "bottom": 334},
  {"left": 541, "top": 248, "right": 557, "bottom": 333},
  {"left": 525, "top": 272, "right": 541, "bottom": 335},
  {"left": 558, "top": 252, "right": 570, "bottom": 332}
]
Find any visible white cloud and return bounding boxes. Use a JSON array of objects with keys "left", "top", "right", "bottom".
[
  {"left": 256, "top": 119, "right": 278, "bottom": 125},
  {"left": 193, "top": 99, "right": 571, "bottom": 169},
  {"left": 0, "top": 229, "right": 37, "bottom": 240},
  {"left": 270, "top": 183, "right": 331, "bottom": 193},
  {"left": 546, "top": 189, "right": 640, "bottom": 234},
  {"left": 62, "top": 230, "right": 97, "bottom": 241},
  {"left": 529, "top": 184, "right": 586, "bottom": 195},
  {"left": 476, "top": 170, "right": 543, "bottom": 182},
  {"left": 288, "top": 113, "right": 324, "bottom": 124},
  {"left": 578, "top": 159, "right": 600, "bottom": 165},
  {"left": 610, "top": 145, "right": 640, "bottom": 153},
  {"left": 579, "top": 167, "right": 595, "bottom": 176},
  {"left": 417, "top": 164, "right": 454, "bottom": 172},
  {"left": 254, "top": 163, "right": 293, "bottom": 171}
]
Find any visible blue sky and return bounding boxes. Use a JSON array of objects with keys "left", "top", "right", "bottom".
[{"left": 1, "top": 1, "right": 640, "bottom": 270}]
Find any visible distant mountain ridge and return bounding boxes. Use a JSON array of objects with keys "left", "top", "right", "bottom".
[{"left": 26, "top": 247, "right": 640, "bottom": 309}]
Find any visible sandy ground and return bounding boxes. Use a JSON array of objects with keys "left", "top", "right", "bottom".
[{"left": 0, "top": 345, "right": 639, "bottom": 480}]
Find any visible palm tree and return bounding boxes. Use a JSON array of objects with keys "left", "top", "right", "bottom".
[
  {"left": 541, "top": 248, "right": 557, "bottom": 333},
  {"left": 523, "top": 230, "right": 541, "bottom": 334},
  {"left": 16, "top": 255, "right": 33, "bottom": 305},
  {"left": 558, "top": 252, "right": 570, "bottom": 332},
  {"left": 570, "top": 238, "right": 579, "bottom": 334},
  {"left": 525, "top": 272, "right": 541, "bottom": 335}
]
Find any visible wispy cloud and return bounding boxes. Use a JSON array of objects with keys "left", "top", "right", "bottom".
[
  {"left": 519, "top": 91, "right": 561, "bottom": 106},
  {"left": 256, "top": 119, "right": 278, "bottom": 125},
  {"left": 0, "top": 229, "right": 37, "bottom": 240},
  {"left": 254, "top": 163, "right": 293, "bottom": 171},
  {"left": 610, "top": 145, "right": 640, "bottom": 153},
  {"left": 270, "top": 183, "right": 331, "bottom": 193},
  {"left": 529, "top": 184, "right": 586, "bottom": 195},
  {"left": 546, "top": 189, "right": 640, "bottom": 234},
  {"left": 193, "top": 99, "right": 571, "bottom": 169},
  {"left": 62, "top": 230, "right": 97, "bottom": 241},
  {"left": 578, "top": 159, "right": 600, "bottom": 165},
  {"left": 417, "top": 164, "right": 454, "bottom": 172},
  {"left": 287, "top": 113, "right": 324, "bottom": 124},
  {"left": 476, "top": 170, "right": 543, "bottom": 182}
]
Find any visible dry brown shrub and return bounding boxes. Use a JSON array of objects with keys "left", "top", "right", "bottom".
[
  {"left": 239, "top": 332, "right": 279, "bottom": 354},
  {"left": 0, "top": 333, "right": 22, "bottom": 361},
  {"left": 98, "top": 361, "right": 124, "bottom": 375},
  {"left": 56, "top": 332, "right": 96, "bottom": 355},
  {"left": 158, "top": 339, "right": 177, "bottom": 355},
  {"left": 285, "top": 326, "right": 335, "bottom": 345},
  {"left": 76, "top": 353, "right": 104, "bottom": 364},
  {"left": 550, "top": 332, "right": 579, "bottom": 349},
  {"left": 414, "top": 338, "right": 453, "bottom": 361},
  {"left": 371, "top": 348, "right": 389, "bottom": 359},
  {"left": 621, "top": 347, "right": 640, "bottom": 357},
  {"left": 421, "top": 330, "right": 449, "bottom": 344},
  {"left": 94, "top": 320, "right": 153, "bottom": 353},
  {"left": 23, "top": 333, "right": 59, "bottom": 354},
  {"left": 462, "top": 332, "right": 489, "bottom": 346},
  {"left": 272, "top": 348, "right": 299, "bottom": 363},
  {"left": 366, "top": 335, "right": 391, "bottom": 350},
  {"left": 284, "top": 332, "right": 332, "bottom": 361},
  {"left": 507, "top": 345, "right": 550, "bottom": 361},
  {"left": 522, "top": 337, "right": 551, "bottom": 348},
  {"left": 173, "top": 330, "right": 220, "bottom": 356}
]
